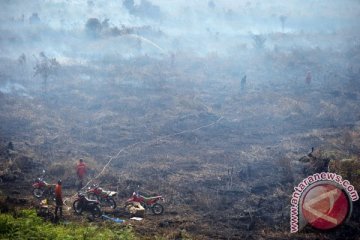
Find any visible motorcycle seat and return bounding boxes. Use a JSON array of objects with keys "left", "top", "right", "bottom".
[
  {"left": 103, "top": 190, "right": 117, "bottom": 196},
  {"left": 85, "top": 197, "right": 99, "bottom": 203},
  {"left": 141, "top": 195, "right": 161, "bottom": 200}
]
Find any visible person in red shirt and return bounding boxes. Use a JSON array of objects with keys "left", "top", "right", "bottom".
[
  {"left": 76, "top": 158, "right": 87, "bottom": 191},
  {"left": 55, "top": 180, "right": 63, "bottom": 218}
]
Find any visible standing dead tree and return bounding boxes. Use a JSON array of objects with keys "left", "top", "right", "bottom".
[
  {"left": 279, "top": 15, "right": 287, "bottom": 32},
  {"left": 33, "top": 52, "right": 60, "bottom": 93},
  {"left": 226, "top": 167, "right": 234, "bottom": 190},
  {"left": 17, "top": 53, "right": 27, "bottom": 81}
]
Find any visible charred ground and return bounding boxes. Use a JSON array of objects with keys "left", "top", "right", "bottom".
[{"left": 0, "top": 43, "right": 360, "bottom": 239}]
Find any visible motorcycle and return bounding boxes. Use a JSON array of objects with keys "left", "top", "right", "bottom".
[
  {"left": 73, "top": 192, "right": 102, "bottom": 218},
  {"left": 32, "top": 170, "right": 55, "bottom": 200},
  {"left": 86, "top": 184, "right": 117, "bottom": 209},
  {"left": 36, "top": 199, "right": 54, "bottom": 222},
  {"left": 125, "top": 191, "right": 164, "bottom": 215}
]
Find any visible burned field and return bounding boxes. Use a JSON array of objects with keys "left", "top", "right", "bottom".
[{"left": 0, "top": 43, "right": 360, "bottom": 239}]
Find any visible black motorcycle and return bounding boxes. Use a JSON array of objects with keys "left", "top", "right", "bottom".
[{"left": 73, "top": 192, "right": 102, "bottom": 218}]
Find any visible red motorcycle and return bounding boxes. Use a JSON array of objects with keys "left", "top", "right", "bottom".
[
  {"left": 86, "top": 184, "right": 117, "bottom": 209},
  {"left": 125, "top": 192, "right": 164, "bottom": 215},
  {"left": 32, "top": 170, "right": 55, "bottom": 200}
]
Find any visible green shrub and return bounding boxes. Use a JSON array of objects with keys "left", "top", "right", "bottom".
[{"left": 0, "top": 209, "right": 136, "bottom": 240}]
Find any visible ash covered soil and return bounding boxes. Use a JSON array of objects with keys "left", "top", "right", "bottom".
[{"left": 0, "top": 54, "right": 360, "bottom": 239}]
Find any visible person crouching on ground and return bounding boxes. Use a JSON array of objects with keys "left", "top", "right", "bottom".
[{"left": 76, "top": 158, "right": 87, "bottom": 191}]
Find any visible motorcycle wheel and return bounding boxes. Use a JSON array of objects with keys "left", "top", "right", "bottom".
[
  {"left": 108, "top": 198, "right": 117, "bottom": 209},
  {"left": 151, "top": 203, "right": 164, "bottom": 215},
  {"left": 91, "top": 205, "right": 102, "bottom": 218},
  {"left": 36, "top": 208, "right": 46, "bottom": 218},
  {"left": 33, "top": 188, "right": 44, "bottom": 198},
  {"left": 73, "top": 200, "right": 83, "bottom": 214},
  {"left": 46, "top": 212, "right": 55, "bottom": 222},
  {"left": 87, "top": 193, "right": 98, "bottom": 201}
]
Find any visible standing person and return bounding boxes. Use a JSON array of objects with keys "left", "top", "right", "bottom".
[
  {"left": 76, "top": 158, "right": 87, "bottom": 191},
  {"left": 55, "top": 180, "right": 63, "bottom": 218},
  {"left": 241, "top": 75, "right": 247, "bottom": 91}
]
